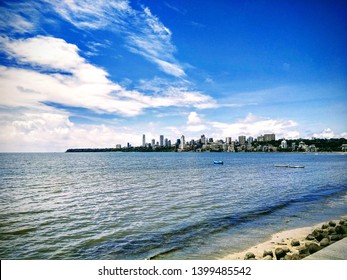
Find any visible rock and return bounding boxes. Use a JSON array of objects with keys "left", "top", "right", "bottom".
[
  {"left": 321, "top": 223, "right": 329, "bottom": 229},
  {"left": 314, "top": 233, "right": 326, "bottom": 242},
  {"left": 339, "top": 219, "right": 345, "bottom": 225},
  {"left": 291, "top": 239, "right": 300, "bottom": 246},
  {"left": 244, "top": 252, "right": 255, "bottom": 260},
  {"left": 284, "top": 255, "right": 292, "bottom": 260},
  {"left": 328, "top": 221, "right": 336, "bottom": 227},
  {"left": 263, "top": 250, "right": 274, "bottom": 257},
  {"left": 298, "top": 246, "right": 309, "bottom": 255},
  {"left": 313, "top": 228, "right": 323, "bottom": 235},
  {"left": 291, "top": 254, "right": 301, "bottom": 260},
  {"left": 306, "top": 234, "right": 315, "bottom": 241},
  {"left": 320, "top": 237, "right": 330, "bottom": 247},
  {"left": 328, "top": 227, "right": 336, "bottom": 234},
  {"left": 262, "top": 255, "right": 273, "bottom": 260},
  {"left": 308, "top": 243, "right": 321, "bottom": 254},
  {"left": 330, "top": 234, "right": 342, "bottom": 241},
  {"left": 335, "top": 225, "right": 347, "bottom": 234},
  {"left": 282, "top": 246, "right": 290, "bottom": 253},
  {"left": 275, "top": 248, "right": 286, "bottom": 260}
]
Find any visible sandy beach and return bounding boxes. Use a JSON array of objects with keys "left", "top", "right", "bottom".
[{"left": 220, "top": 216, "right": 347, "bottom": 260}]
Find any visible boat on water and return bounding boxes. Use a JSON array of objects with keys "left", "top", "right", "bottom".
[
  {"left": 213, "top": 160, "right": 224, "bottom": 165},
  {"left": 274, "top": 164, "right": 289, "bottom": 168},
  {"left": 274, "top": 164, "right": 304, "bottom": 168}
]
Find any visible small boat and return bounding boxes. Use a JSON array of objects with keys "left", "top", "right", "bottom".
[
  {"left": 274, "top": 164, "right": 305, "bottom": 168},
  {"left": 213, "top": 160, "right": 224, "bottom": 164},
  {"left": 274, "top": 164, "right": 289, "bottom": 168}
]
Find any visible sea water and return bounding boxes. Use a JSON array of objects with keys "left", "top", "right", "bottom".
[{"left": 0, "top": 152, "right": 346, "bottom": 259}]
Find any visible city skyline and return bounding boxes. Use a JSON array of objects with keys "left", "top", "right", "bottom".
[{"left": 0, "top": 1, "right": 346, "bottom": 152}]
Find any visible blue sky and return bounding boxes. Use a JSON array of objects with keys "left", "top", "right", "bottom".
[{"left": 0, "top": 0, "right": 346, "bottom": 151}]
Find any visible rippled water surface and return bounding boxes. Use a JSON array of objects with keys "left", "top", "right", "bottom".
[{"left": 0, "top": 152, "right": 346, "bottom": 259}]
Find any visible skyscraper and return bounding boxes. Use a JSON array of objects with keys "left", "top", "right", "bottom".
[
  {"left": 160, "top": 135, "right": 164, "bottom": 147},
  {"left": 201, "top": 134, "right": 206, "bottom": 145},
  {"left": 239, "top": 135, "right": 246, "bottom": 145},
  {"left": 180, "top": 135, "right": 185, "bottom": 150},
  {"left": 142, "top": 134, "right": 145, "bottom": 147}
]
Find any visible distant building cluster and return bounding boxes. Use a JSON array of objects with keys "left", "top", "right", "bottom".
[
  {"left": 107, "top": 132, "right": 347, "bottom": 153},
  {"left": 114, "top": 133, "right": 324, "bottom": 152}
]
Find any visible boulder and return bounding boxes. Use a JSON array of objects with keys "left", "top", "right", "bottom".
[
  {"left": 298, "top": 246, "right": 309, "bottom": 255},
  {"left": 330, "top": 234, "right": 342, "bottom": 241},
  {"left": 262, "top": 255, "right": 273, "bottom": 260},
  {"left": 328, "top": 221, "right": 336, "bottom": 227},
  {"left": 263, "top": 250, "right": 274, "bottom": 257},
  {"left": 339, "top": 220, "right": 345, "bottom": 225},
  {"left": 275, "top": 248, "right": 286, "bottom": 260},
  {"left": 314, "top": 231, "right": 328, "bottom": 242},
  {"left": 320, "top": 237, "right": 330, "bottom": 247},
  {"left": 328, "top": 227, "right": 336, "bottom": 234},
  {"left": 291, "top": 239, "right": 300, "bottom": 246},
  {"left": 321, "top": 223, "right": 329, "bottom": 229},
  {"left": 306, "top": 234, "right": 315, "bottom": 241},
  {"left": 282, "top": 246, "right": 290, "bottom": 253},
  {"left": 244, "top": 252, "right": 255, "bottom": 260},
  {"left": 291, "top": 254, "right": 301, "bottom": 260},
  {"left": 308, "top": 243, "right": 321, "bottom": 254},
  {"left": 335, "top": 225, "right": 347, "bottom": 234}
]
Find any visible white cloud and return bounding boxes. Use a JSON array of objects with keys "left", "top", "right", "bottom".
[
  {"left": 187, "top": 112, "right": 202, "bottom": 125},
  {"left": 0, "top": 106, "right": 142, "bottom": 152},
  {"left": 186, "top": 112, "right": 206, "bottom": 132},
  {"left": 312, "top": 128, "right": 347, "bottom": 139},
  {"left": 1, "top": 36, "right": 84, "bottom": 71},
  {"left": 208, "top": 113, "right": 300, "bottom": 139},
  {"left": 0, "top": 36, "right": 215, "bottom": 117}
]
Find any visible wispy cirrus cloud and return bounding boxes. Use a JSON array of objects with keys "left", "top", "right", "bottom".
[
  {"left": 0, "top": 1, "right": 41, "bottom": 34},
  {"left": 42, "top": 0, "right": 185, "bottom": 77}
]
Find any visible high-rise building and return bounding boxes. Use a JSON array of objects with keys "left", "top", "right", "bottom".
[
  {"left": 201, "top": 134, "right": 206, "bottom": 145},
  {"left": 247, "top": 136, "right": 253, "bottom": 144},
  {"left": 264, "top": 133, "right": 276, "bottom": 141},
  {"left": 225, "top": 137, "right": 232, "bottom": 144},
  {"left": 142, "top": 134, "right": 146, "bottom": 147},
  {"left": 160, "top": 135, "right": 164, "bottom": 147},
  {"left": 180, "top": 135, "right": 185, "bottom": 150},
  {"left": 151, "top": 139, "right": 155, "bottom": 146},
  {"left": 239, "top": 135, "right": 246, "bottom": 145},
  {"left": 164, "top": 138, "right": 169, "bottom": 147}
]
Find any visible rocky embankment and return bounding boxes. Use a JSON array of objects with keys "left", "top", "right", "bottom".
[{"left": 243, "top": 217, "right": 347, "bottom": 260}]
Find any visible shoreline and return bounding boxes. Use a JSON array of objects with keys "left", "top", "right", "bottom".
[{"left": 220, "top": 216, "right": 347, "bottom": 260}]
